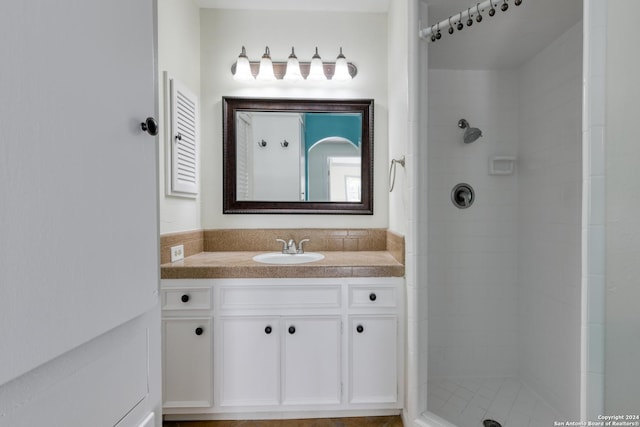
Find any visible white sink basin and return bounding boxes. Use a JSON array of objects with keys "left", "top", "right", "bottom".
[{"left": 252, "top": 252, "right": 325, "bottom": 265}]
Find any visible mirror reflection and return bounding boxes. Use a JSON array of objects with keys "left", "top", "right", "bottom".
[
  {"left": 235, "top": 112, "right": 362, "bottom": 202},
  {"left": 223, "top": 97, "right": 374, "bottom": 215}
]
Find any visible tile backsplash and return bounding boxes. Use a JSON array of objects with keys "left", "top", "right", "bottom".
[{"left": 160, "top": 229, "right": 404, "bottom": 265}]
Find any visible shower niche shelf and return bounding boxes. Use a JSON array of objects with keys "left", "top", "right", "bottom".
[{"left": 489, "top": 156, "right": 516, "bottom": 175}]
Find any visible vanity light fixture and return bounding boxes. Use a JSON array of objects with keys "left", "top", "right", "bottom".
[
  {"left": 283, "top": 47, "right": 304, "bottom": 81},
  {"left": 306, "top": 47, "right": 327, "bottom": 81},
  {"left": 230, "top": 46, "right": 357, "bottom": 81},
  {"left": 256, "top": 46, "right": 276, "bottom": 81},
  {"left": 332, "top": 47, "right": 352, "bottom": 81},
  {"left": 232, "top": 46, "right": 253, "bottom": 81}
]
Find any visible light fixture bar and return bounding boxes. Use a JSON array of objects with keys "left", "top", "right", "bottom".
[{"left": 230, "top": 61, "right": 358, "bottom": 80}]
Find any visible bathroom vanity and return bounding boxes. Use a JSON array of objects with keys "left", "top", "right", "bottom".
[{"left": 160, "top": 237, "right": 404, "bottom": 421}]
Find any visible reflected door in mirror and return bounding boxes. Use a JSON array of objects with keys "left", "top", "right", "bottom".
[{"left": 236, "top": 112, "right": 303, "bottom": 201}]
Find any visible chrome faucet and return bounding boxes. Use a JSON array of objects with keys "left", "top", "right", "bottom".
[{"left": 276, "top": 238, "right": 310, "bottom": 254}]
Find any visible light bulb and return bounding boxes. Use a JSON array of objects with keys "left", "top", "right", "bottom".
[{"left": 307, "top": 47, "right": 327, "bottom": 81}]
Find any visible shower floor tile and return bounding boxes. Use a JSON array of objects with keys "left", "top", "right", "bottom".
[{"left": 426, "top": 377, "right": 562, "bottom": 427}]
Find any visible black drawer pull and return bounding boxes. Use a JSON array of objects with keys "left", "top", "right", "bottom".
[
  {"left": 356, "top": 324, "right": 364, "bottom": 333},
  {"left": 265, "top": 326, "right": 272, "bottom": 334},
  {"left": 195, "top": 327, "right": 204, "bottom": 336},
  {"left": 288, "top": 326, "right": 296, "bottom": 335},
  {"left": 181, "top": 294, "right": 190, "bottom": 303},
  {"left": 369, "top": 292, "right": 377, "bottom": 301}
]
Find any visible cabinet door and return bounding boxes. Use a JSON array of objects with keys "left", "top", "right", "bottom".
[
  {"left": 220, "top": 317, "right": 280, "bottom": 406},
  {"left": 283, "top": 317, "right": 342, "bottom": 405},
  {"left": 349, "top": 316, "right": 398, "bottom": 404},
  {"left": 163, "top": 318, "right": 213, "bottom": 408}
]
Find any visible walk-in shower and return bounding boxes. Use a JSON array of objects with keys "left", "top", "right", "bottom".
[{"left": 415, "top": 0, "right": 585, "bottom": 426}]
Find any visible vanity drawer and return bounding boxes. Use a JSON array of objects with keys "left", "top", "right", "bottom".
[
  {"left": 219, "top": 285, "right": 341, "bottom": 310},
  {"left": 349, "top": 285, "right": 397, "bottom": 308},
  {"left": 162, "top": 288, "right": 212, "bottom": 310}
]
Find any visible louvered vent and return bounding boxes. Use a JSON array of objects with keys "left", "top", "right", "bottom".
[
  {"left": 169, "top": 78, "right": 198, "bottom": 196},
  {"left": 236, "top": 113, "right": 252, "bottom": 200}
]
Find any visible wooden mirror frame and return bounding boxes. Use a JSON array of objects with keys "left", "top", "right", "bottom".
[{"left": 222, "top": 97, "right": 374, "bottom": 214}]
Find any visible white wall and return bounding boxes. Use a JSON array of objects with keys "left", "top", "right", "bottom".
[
  {"left": 427, "top": 69, "right": 520, "bottom": 381},
  {"left": 387, "top": 0, "right": 410, "bottom": 235},
  {"left": 158, "top": 0, "right": 202, "bottom": 234},
  {"left": 517, "top": 22, "right": 583, "bottom": 419},
  {"left": 199, "top": 9, "right": 388, "bottom": 229},
  {"left": 604, "top": 0, "right": 640, "bottom": 414}
]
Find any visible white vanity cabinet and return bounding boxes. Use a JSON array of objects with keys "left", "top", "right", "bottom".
[
  {"left": 219, "top": 316, "right": 280, "bottom": 406},
  {"left": 349, "top": 316, "right": 398, "bottom": 404},
  {"left": 219, "top": 315, "right": 342, "bottom": 408},
  {"left": 161, "top": 284, "right": 213, "bottom": 408},
  {"left": 161, "top": 277, "right": 403, "bottom": 420},
  {"left": 281, "top": 316, "right": 342, "bottom": 405},
  {"left": 348, "top": 284, "right": 400, "bottom": 406}
]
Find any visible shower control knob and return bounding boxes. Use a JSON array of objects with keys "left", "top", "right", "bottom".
[
  {"left": 181, "top": 294, "right": 189, "bottom": 303},
  {"left": 356, "top": 325, "right": 364, "bottom": 333},
  {"left": 369, "top": 293, "right": 377, "bottom": 302}
]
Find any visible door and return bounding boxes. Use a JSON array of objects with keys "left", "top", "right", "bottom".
[
  {"left": 0, "top": 0, "right": 159, "bottom": 385},
  {"left": 220, "top": 317, "right": 280, "bottom": 406},
  {"left": 349, "top": 316, "right": 398, "bottom": 404},
  {"left": 163, "top": 318, "right": 213, "bottom": 408},
  {"left": 283, "top": 317, "right": 342, "bottom": 405},
  {"left": 0, "top": 1, "right": 160, "bottom": 425}
]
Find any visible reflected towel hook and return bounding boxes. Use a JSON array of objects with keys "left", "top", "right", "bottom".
[{"left": 388, "top": 156, "right": 406, "bottom": 192}]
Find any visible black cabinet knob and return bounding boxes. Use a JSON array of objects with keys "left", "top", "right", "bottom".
[
  {"left": 369, "top": 292, "right": 377, "bottom": 301},
  {"left": 195, "top": 327, "right": 204, "bottom": 336},
  {"left": 265, "top": 326, "right": 272, "bottom": 335},
  {"left": 140, "top": 117, "right": 159, "bottom": 136},
  {"left": 288, "top": 326, "right": 296, "bottom": 335},
  {"left": 181, "top": 294, "right": 189, "bottom": 303},
  {"left": 356, "top": 324, "right": 364, "bottom": 333}
]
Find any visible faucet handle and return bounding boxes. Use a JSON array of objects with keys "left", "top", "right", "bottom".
[
  {"left": 297, "top": 239, "right": 310, "bottom": 254},
  {"left": 275, "top": 238, "right": 288, "bottom": 253}
]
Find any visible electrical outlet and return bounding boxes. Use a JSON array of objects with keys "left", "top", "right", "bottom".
[{"left": 170, "top": 244, "right": 184, "bottom": 262}]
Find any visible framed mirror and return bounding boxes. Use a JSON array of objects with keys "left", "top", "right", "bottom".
[{"left": 223, "top": 97, "right": 374, "bottom": 214}]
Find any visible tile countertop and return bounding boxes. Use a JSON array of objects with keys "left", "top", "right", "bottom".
[{"left": 160, "top": 251, "right": 405, "bottom": 279}]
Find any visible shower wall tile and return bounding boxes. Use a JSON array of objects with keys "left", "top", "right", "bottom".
[
  {"left": 580, "top": 0, "right": 608, "bottom": 420},
  {"left": 427, "top": 68, "right": 520, "bottom": 380},
  {"left": 518, "top": 21, "right": 583, "bottom": 419}
]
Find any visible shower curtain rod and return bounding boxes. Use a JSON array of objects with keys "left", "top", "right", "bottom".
[{"left": 419, "top": 0, "right": 520, "bottom": 41}]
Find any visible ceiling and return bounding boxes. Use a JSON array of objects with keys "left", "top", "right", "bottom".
[
  {"left": 195, "top": 0, "right": 390, "bottom": 13},
  {"left": 426, "top": 0, "right": 583, "bottom": 69}
]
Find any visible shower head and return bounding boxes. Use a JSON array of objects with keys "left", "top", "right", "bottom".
[{"left": 458, "top": 118, "right": 483, "bottom": 144}]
